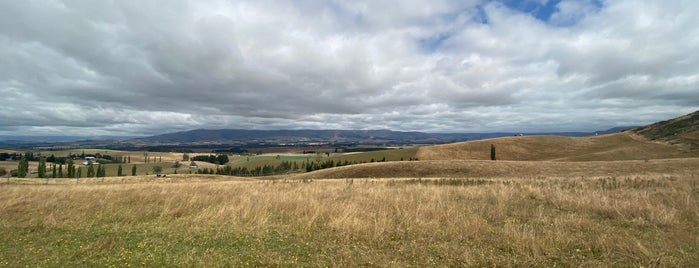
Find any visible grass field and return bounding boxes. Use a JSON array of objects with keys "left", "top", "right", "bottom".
[{"left": 1, "top": 173, "right": 697, "bottom": 267}]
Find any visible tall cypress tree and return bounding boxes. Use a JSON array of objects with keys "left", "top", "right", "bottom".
[
  {"left": 87, "top": 165, "right": 95, "bottom": 177},
  {"left": 118, "top": 165, "right": 123, "bottom": 176},
  {"left": 66, "top": 160, "right": 74, "bottom": 178},
  {"left": 490, "top": 144, "right": 496, "bottom": 161},
  {"left": 37, "top": 157, "right": 46, "bottom": 178},
  {"left": 17, "top": 154, "right": 28, "bottom": 178},
  {"left": 132, "top": 165, "right": 137, "bottom": 176}
]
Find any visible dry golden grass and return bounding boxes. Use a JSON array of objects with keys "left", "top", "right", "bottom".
[
  {"left": 2, "top": 130, "right": 699, "bottom": 266},
  {"left": 289, "top": 157, "right": 699, "bottom": 180},
  {"left": 416, "top": 132, "right": 698, "bottom": 161},
  {"left": 1, "top": 173, "right": 697, "bottom": 267}
]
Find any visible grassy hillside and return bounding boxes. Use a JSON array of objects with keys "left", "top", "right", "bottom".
[
  {"left": 415, "top": 132, "right": 697, "bottom": 161},
  {"left": 1, "top": 173, "right": 697, "bottom": 267},
  {"left": 632, "top": 110, "right": 699, "bottom": 149},
  {"left": 289, "top": 158, "right": 699, "bottom": 180}
]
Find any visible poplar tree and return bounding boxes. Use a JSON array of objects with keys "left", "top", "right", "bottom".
[{"left": 118, "top": 165, "right": 123, "bottom": 176}]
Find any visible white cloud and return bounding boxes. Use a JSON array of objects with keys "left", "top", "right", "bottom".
[{"left": 0, "top": 0, "right": 697, "bottom": 136}]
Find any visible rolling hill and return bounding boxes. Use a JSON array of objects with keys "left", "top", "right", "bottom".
[
  {"left": 288, "top": 158, "right": 699, "bottom": 180},
  {"left": 286, "top": 110, "right": 699, "bottom": 179},
  {"left": 415, "top": 111, "right": 699, "bottom": 162},
  {"left": 414, "top": 131, "right": 696, "bottom": 161}
]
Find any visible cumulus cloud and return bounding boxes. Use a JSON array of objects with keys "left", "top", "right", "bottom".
[{"left": 0, "top": 0, "right": 697, "bottom": 136}]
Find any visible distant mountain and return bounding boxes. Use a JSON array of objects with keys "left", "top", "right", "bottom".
[
  {"left": 125, "top": 128, "right": 622, "bottom": 147},
  {"left": 0, "top": 135, "right": 139, "bottom": 143},
  {"left": 601, "top": 126, "right": 638, "bottom": 134},
  {"left": 631, "top": 110, "right": 699, "bottom": 149},
  {"left": 128, "top": 129, "right": 453, "bottom": 145}
]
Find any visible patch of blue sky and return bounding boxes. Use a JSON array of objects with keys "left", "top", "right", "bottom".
[
  {"left": 491, "top": 0, "right": 602, "bottom": 25},
  {"left": 418, "top": 6, "right": 488, "bottom": 53},
  {"left": 419, "top": 32, "right": 452, "bottom": 52},
  {"left": 418, "top": 0, "right": 603, "bottom": 52}
]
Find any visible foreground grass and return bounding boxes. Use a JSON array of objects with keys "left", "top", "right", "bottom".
[{"left": 1, "top": 175, "right": 697, "bottom": 267}]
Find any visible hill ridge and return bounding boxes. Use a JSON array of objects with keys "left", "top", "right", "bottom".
[{"left": 631, "top": 110, "right": 699, "bottom": 149}]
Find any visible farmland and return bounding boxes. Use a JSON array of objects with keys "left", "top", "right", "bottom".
[{"left": 1, "top": 112, "right": 698, "bottom": 266}]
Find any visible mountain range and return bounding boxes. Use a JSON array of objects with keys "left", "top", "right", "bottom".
[{"left": 123, "top": 127, "right": 633, "bottom": 146}]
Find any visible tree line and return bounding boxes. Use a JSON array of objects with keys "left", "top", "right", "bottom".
[
  {"left": 0, "top": 152, "right": 132, "bottom": 164},
  {"left": 190, "top": 154, "right": 230, "bottom": 165},
  {"left": 196, "top": 157, "right": 417, "bottom": 177}
]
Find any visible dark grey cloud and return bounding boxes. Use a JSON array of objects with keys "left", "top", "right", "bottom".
[{"left": 0, "top": 0, "right": 697, "bottom": 137}]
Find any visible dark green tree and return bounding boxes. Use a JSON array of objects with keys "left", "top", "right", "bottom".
[
  {"left": 131, "top": 165, "right": 137, "bottom": 176},
  {"left": 52, "top": 164, "right": 57, "bottom": 178},
  {"left": 58, "top": 164, "right": 63, "bottom": 178},
  {"left": 118, "top": 165, "right": 123, "bottom": 176},
  {"left": 66, "top": 160, "right": 75, "bottom": 178},
  {"left": 490, "top": 144, "right": 496, "bottom": 161},
  {"left": 152, "top": 166, "right": 163, "bottom": 175},
  {"left": 96, "top": 165, "right": 104, "bottom": 177},
  {"left": 87, "top": 165, "right": 95, "bottom": 177},
  {"left": 216, "top": 154, "right": 229, "bottom": 165}
]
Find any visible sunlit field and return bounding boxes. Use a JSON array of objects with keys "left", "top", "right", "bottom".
[{"left": 1, "top": 173, "right": 697, "bottom": 267}]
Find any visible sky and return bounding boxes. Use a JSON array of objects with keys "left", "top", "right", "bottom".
[{"left": 1, "top": 0, "right": 698, "bottom": 137}]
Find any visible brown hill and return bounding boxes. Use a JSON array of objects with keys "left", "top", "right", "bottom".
[
  {"left": 414, "top": 131, "right": 697, "bottom": 162},
  {"left": 632, "top": 110, "right": 699, "bottom": 149},
  {"left": 288, "top": 158, "right": 699, "bottom": 180},
  {"left": 416, "top": 111, "right": 699, "bottom": 161}
]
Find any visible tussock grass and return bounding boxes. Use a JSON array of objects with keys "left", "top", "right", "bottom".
[{"left": 1, "top": 174, "right": 698, "bottom": 267}]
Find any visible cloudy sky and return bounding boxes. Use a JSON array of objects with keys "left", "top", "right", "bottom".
[{"left": 1, "top": 0, "right": 697, "bottom": 136}]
